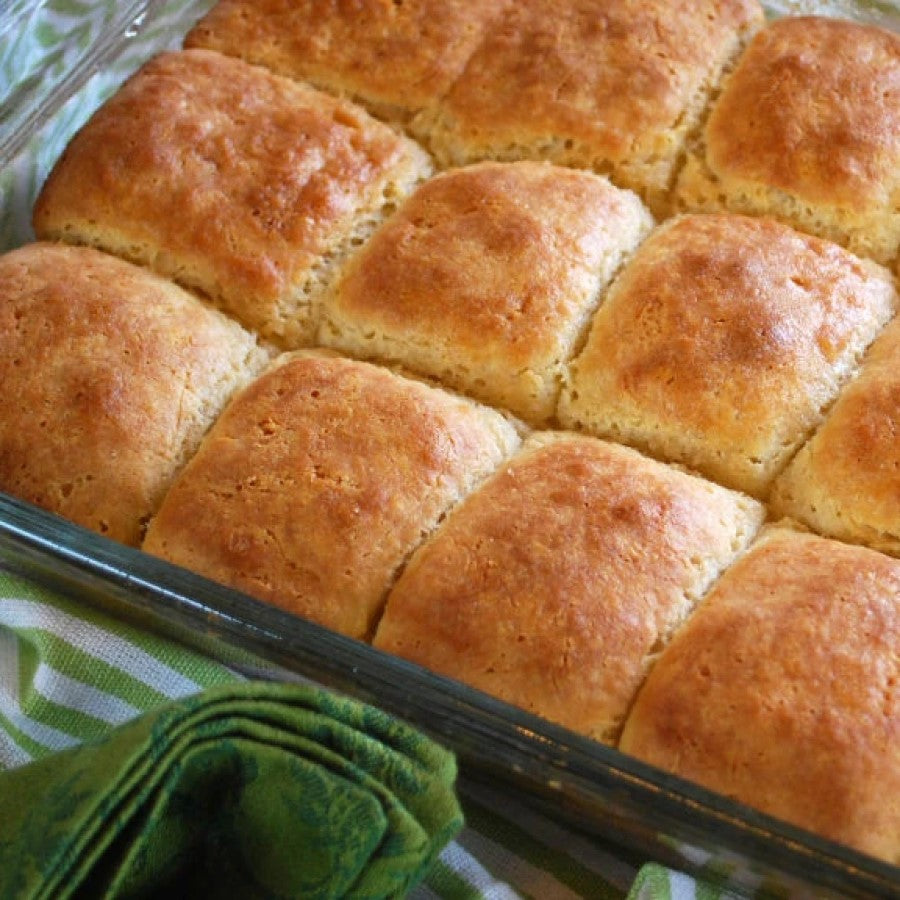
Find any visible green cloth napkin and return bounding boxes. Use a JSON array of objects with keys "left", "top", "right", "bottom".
[
  {"left": 0, "top": 567, "right": 766, "bottom": 899},
  {"left": 0, "top": 680, "right": 463, "bottom": 900},
  {"left": 0, "top": 568, "right": 639, "bottom": 899}
]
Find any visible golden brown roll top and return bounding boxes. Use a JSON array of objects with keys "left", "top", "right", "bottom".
[
  {"left": 374, "top": 432, "right": 764, "bottom": 742},
  {"left": 321, "top": 161, "right": 653, "bottom": 424},
  {"left": 620, "top": 524, "right": 900, "bottom": 864},
  {"left": 772, "top": 314, "right": 900, "bottom": 557},
  {"left": 424, "top": 0, "right": 763, "bottom": 210},
  {"left": 143, "top": 353, "right": 520, "bottom": 640},
  {"left": 33, "top": 48, "right": 432, "bottom": 348},
  {"left": 677, "top": 16, "right": 900, "bottom": 265},
  {"left": 185, "top": 0, "right": 511, "bottom": 126},
  {"left": 559, "top": 214, "right": 897, "bottom": 497},
  {"left": 0, "top": 242, "right": 268, "bottom": 546}
]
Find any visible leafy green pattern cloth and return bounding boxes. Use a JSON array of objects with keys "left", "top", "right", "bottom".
[
  {"left": 0, "top": 571, "right": 464, "bottom": 900},
  {"left": 0, "top": 568, "right": 746, "bottom": 900},
  {"left": 0, "top": 681, "right": 462, "bottom": 899}
]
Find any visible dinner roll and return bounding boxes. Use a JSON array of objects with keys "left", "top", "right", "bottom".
[
  {"left": 620, "top": 523, "right": 900, "bottom": 864},
  {"left": 0, "top": 242, "right": 268, "bottom": 546},
  {"left": 33, "top": 49, "right": 431, "bottom": 348},
  {"left": 676, "top": 16, "right": 900, "bottom": 265},
  {"left": 321, "top": 161, "right": 652, "bottom": 423},
  {"left": 772, "top": 313, "right": 900, "bottom": 557},
  {"left": 185, "top": 0, "right": 510, "bottom": 127},
  {"left": 423, "top": 0, "right": 762, "bottom": 211},
  {"left": 559, "top": 214, "right": 897, "bottom": 497},
  {"left": 375, "top": 432, "right": 764, "bottom": 742},
  {"left": 143, "top": 353, "right": 520, "bottom": 640}
]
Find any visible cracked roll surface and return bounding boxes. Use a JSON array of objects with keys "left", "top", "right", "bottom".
[
  {"left": 0, "top": 242, "right": 268, "bottom": 546},
  {"left": 143, "top": 353, "right": 520, "bottom": 640},
  {"left": 374, "top": 432, "right": 763, "bottom": 742}
]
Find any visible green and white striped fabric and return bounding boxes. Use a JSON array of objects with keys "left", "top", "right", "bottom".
[
  {"left": 0, "top": 567, "right": 747, "bottom": 899},
  {"left": 0, "top": 568, "right": 236, "bottom": 768}
]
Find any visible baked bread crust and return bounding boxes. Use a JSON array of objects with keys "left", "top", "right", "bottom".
[
  {"left": 374, "top": 432, "right": 763, "bottom": 742},
  {"left": 559, "top": 214, "right": 897, "bottom": 497},
  {"left": 185, "top": 0, "right": 511, "bottom": 125},
  {"left": 772, "top": 315, "right": 900, "bottom": 556},
  {"left": 0, "top": 242, "right": 267, "bottom": 546},
  {"left": 620, "top": 524, "right": 900, "bottom": 864},
  {"left": 143, "top": 353, "right": 519, "bottom": 640},
  {"left": 322, "top": 161, "right": 652, "bottom": 423},
  {"left": 676, "top": 17, "right": 900, "bottom": 264},
  {"left": 33, "top": 49, "right": 431, "bottom": 347},
  {"left": 424, "top": 0, "right": 762, "bottom": 210}
]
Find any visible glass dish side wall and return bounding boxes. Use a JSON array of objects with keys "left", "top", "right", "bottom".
[{"left": 1, "top": 495, "right": 897, "bottom": 899}]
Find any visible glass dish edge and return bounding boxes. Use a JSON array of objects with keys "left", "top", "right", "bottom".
[{"left": 1, "top": 494, "right": 898, "bottom": 900}]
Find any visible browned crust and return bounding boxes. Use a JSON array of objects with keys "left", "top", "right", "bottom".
[
  {"left": 324, "top": 161, "right": 652, "bottom": 421},
  {"left": 427, "top": 0, "right": 762, "bottom": 201},
  {"left": 704, "top": 17, "right": 900, "bottom": 213},
  {"left": 560, "top": 214, "right": 897, "bottom": 496},
  {"left": 374, "top": 432, "right": 763, "bottom": 742},
  {"left": 0, "top": 242, "right": 265, "bottom": 546},
  {"left": 143, "top": 353, "right": 519, "bottom": 639},
  {"left": 772, "top": 315, "right": 900, "bottom": 556},
  {"left": 620, "top": 525, "right": 900, "bottom": 864},
  {"left": 185, "top": 0, "right": 511, "bottom": 123},
  {"left": 33, "top": 49, "right": 429, "bottom": 346}
]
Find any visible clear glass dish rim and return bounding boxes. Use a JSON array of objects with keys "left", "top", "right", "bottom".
[{"left": 1, "top": 494, "right": 897, "bottom": 899}]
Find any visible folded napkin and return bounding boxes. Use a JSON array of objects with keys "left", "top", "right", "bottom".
[
  {"left": 0, "top": 565, "right": 721, "bottom": 900},
  {"left": 0, "top": 681, "right": 463, "bottom": 900}
]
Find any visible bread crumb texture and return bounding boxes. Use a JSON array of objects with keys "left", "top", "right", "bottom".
[
  {"left": 620, "top": 524, "right": 900, "bottom": 864},
  {"left": 676, "top": 17, "right": 900, "bottom": 264}
]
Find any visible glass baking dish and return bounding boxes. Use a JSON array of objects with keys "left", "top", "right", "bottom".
[{"left": 0, "top": 2, "right": 898, "bottom": 897}]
